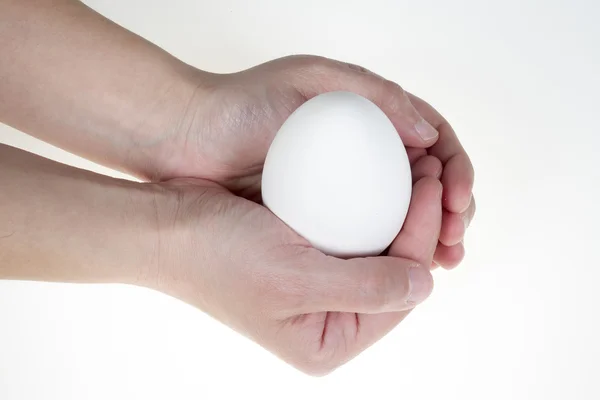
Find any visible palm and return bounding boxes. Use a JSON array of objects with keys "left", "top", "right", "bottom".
[{"left": 193, "top": 74, "right": 305, "bottom": 201}]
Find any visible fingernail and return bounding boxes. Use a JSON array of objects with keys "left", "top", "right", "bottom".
[
  {"left": 415, "top": 119, "right": 438, "bottom": 142},
  {"left": 407, "top": 267, "right": 433, "bottom": 305}
]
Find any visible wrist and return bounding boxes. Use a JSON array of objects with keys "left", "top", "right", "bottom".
[
  {"left": 123, "top": 64, "right": 216, "bottom": 183},
  {"left": 131, "top": 178, "right": 231, "bottom": 309},
  {"left": 88, "top": 180, "right": 170, "bottom": 287}
]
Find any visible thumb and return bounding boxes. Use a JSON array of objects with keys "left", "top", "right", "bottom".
[
  {"left": 288, "top": 56, "right": 439, "bottom": 147},
  {"left": 298, "top": 254, "right": 433, "bottom": 315}
]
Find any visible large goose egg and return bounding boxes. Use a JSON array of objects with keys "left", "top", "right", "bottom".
[{"left": 261, "top": 91, "right": 412, "bottom": 258}]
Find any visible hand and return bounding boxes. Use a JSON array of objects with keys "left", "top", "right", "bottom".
[
  {"left": 147, "top": 174, "right": 443, "bottom": 376},
  {"left": 0, "top": 142, "right": 439, "bottom": 376},
  {"left": 147, "top": 55, "right": 475, "bottom": 269}
]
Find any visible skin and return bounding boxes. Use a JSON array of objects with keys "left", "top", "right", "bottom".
[
  {"left": 0, "top": 0, "right": 476, "bottom": 375},
  {"left": 0, "top": 143, "right": 441, "bottom": 375}
]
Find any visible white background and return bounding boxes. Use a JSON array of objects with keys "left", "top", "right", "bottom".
[{"left": 1, "top": 0, "right": 599, "bottom": 399}]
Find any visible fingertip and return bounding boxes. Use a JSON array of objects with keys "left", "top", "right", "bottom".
[
  {"left": 439, "top": 210, "right": 465, "bottom": 247},
  {"left": 433, "top": 242, "right": 465, "bottom": 270},
  {"left": 407, "top": 266, "right": 434, "bottom": 305},
  {"left": 442, "top": 153, "right": 475, "bottom": 213},
  {"left": 431, "top": 176, "right": 444, "bottom": 200},
  {"left": 410, "top": 176, "right": 443, "bottom": 210},
  {"left": 416, "top": 175, "right": 443, "bottom": 196},
  {"left": 414, "top": 119, "right": 439, "bottom": 143},
  {"left": 406, "top": 147, "right": 427, "bottom": 165},
  {"left": 411, "top": 155, "right": 443, "bottom": 183}
]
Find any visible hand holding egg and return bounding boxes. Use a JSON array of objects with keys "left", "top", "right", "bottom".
[
  {"left": 142, "top": 54, "right": 475, "bottom": 373},
  {"left": 162, "top": 55, "right": 474, "bottom": 268}
]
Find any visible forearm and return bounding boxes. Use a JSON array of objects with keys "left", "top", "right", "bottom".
[
  {"left": 0, "top": 0, "right": 202, "bottom": 180},
  {"left": 0, "top": 143, "right": 160, "bottom": 284}
]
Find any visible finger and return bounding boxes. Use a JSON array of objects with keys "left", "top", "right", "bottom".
[
  {"left": 411, "top": 155, "right": 443, "bottom": 183},
  {"left": 388, "top": 176, "right": 443, "bottom": 265},
  {"left": 407, "top": 147, "right": 427, "bottom": 165},
  {"left": 433, "top": 242, "right": 465, "bottom": 270},
  {"left": 439, "top": 196, "right": 476, "bottom": 246},
  {"left": 294, "top": 58, "right": 440, "bottom": 148},
  {"left": 407, "top": 93, "right": 475, "bottom": 213},
  {"left": 441, "top": 154, "right": 475, "bottom": 213}
]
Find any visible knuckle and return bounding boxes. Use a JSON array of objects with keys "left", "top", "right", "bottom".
[
  {"left": 290, "top": 55, "right": 334, "bottom": 73},
  {"left": 304, "top": 57, "right": 372, "bottom": 80},
  {"left": 381, "top": 77, "right": 405, "bottom": 93},
  {"left": 279, "top": 277, "right": 313, "bottom": 313},
  {"left": 253, "top": 251, "right": 315, "bottom": 316},
  {"left": 429, "top": 155, "right": 444, "bottom": 171},
  {"left": 380, "top": 79, "right": 408, "bottom": 113},
  {"left": 359, "top": 267, "right": 394, "bottom": 312},
  {"left": 343, "top": 61, "right": 371, "bottom": 75},
  {"left": 255, "top": 271, "right": 308, "bottom": 315},
  {"left": 311, "top": 58, "right": 344, "bottom": 78}
]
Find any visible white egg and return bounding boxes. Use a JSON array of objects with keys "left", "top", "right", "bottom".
[{"left": 261, "top": 91, "right": 412, "bottom": 258}]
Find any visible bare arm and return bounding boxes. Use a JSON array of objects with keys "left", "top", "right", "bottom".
[
  {"left": 0, "top": 0, "right": 200, "bottom": 179},
  {"left": 0, "top": 143, "right": 160, "bottom": 284}
]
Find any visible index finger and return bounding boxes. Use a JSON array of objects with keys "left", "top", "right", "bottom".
[{"left": 407, "top": 92, "right": 475, "bottom": 213}]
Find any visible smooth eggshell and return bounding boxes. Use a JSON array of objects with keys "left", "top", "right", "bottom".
[{"left": 261, "top": 91, "right": 412, "bottom": 258}]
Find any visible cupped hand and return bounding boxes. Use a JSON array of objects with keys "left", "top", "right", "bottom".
[
  {"left": 152, "top": 55, "right": 475, "bottom": 269},
  {"left": 147, "top": 174, "right": 442, "bottom": 376}
]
